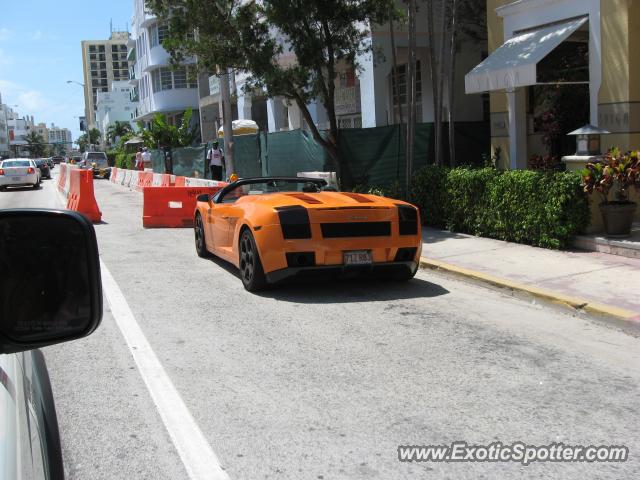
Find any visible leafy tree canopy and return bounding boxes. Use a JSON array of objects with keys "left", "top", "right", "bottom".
[{"left": 147, "top": 0, "right": 399, "bottom": 177}]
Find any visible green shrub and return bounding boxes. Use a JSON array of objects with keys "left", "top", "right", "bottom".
[
  {"left": 115, "top": 152, "right": 135, "bottom": 169},
  {"left": 409, "top": 166, "right": 590, "bottom": 249},
  {"left": 106, "top": 150, "right": 118, "bottom": 167},
  {"left": 446, "top": 167, "right": 500, "bottom": 234},
  {"left": 410, "top": 165, "right": 449, "bottom": 228}
]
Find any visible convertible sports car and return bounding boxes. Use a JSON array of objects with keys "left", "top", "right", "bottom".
[{"left": 194, "top": 177, "right": 422, "bottom": 291}]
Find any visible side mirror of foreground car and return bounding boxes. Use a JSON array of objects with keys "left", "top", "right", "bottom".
[{"left": 0, "top": 209, "right": 103, "bottom": 354}]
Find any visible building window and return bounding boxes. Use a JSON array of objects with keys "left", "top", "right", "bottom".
[
  {"left": 90, "top": 53, "right": 97, "bottom": 61},
  {"left": 111, "top": 45, "right": 118, "bottom": 52},
  {"left": 100, "top": 62, "right": 106, "bottom": 70},
  {"left": 112, "top": 53, "right": 119, "bottom": 61},
  {"left": 160, "top": 68, "right": 173, "bottom": 90},
  {"left": 391, "top": 61, "right": 422, "bottom": 106},
  {"left": 158, "top": 23, "right": 169, "bottom": 44},
  {"left": 89, "top": 45, "right": 96, "bottom": 53},
  {"left": 173, "top": 67, "right": 187, "bottom": 89},
  {"left": 114, "top": 62, "right": 120, "bottom": 69},
  {"left": 187, "top": 66, "right": 198, "bottom": 88},
  {"left": 98, "top": 45, "right": 105, "bottom": 52},
  {"left": 120, "top": 44, "right": 127, "bottom": 51},
  {"left": 90, "top": 62, "right": 97, "bottom": 70}
]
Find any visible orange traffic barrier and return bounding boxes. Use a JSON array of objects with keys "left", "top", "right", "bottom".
[
  {"left": 174, "top": 176, "right": 186, "bottom": 187},
  {"left": 67, "top": 169, "right": 102, "bottom": 223},
  {"left": 142, "top": 186, "right": 223, "bottom": 228},
  {"left": 136, "top": 171, "right": 154, "bottom": 191}
]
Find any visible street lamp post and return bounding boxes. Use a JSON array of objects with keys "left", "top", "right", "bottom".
[{"left": 67, "top": 81, "right": 92, "bottom": 152}]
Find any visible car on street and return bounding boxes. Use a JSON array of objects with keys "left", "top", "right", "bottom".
[
  {"left": 45, "top": 158, "right": 55, "bottom": 170},
  {"left": 0, "top": 159, "right": 42, "bottom": 190},
  {"left": 82, "top": 151, "right": 111, "bottom": 179},
  {"left": 0, "top": 209, "right": 103, "bottom": 480},
  {"left": 194, "top": 177, "right": 422, "bottom": 291},
  {"left": 34, "top": 159, "right": 52, "bottom": 179},
  {"left": 51, "top": 156, "right": 64, "bottom": 165}
]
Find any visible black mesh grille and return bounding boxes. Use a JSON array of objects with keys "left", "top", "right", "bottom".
[{"left": 321, "top": 222, "right": 391, "bottom": 238}]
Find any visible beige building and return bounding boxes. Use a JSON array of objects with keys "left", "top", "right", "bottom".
[
  {"left": 466, "top": 0, "right": 640, "bottom": 169},
  {"left": 48, "top": 124, "right": 73, "bottom": 154},
  {"left": 81, "top": 31, "right": 131, "bottom": 128},
  {"left": 34, "top": 123, "right": 49, "bottom": 143}
]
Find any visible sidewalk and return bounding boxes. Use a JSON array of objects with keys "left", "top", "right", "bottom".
[{"left": 420, "top": 227, "right": 640, "bottom": 321}]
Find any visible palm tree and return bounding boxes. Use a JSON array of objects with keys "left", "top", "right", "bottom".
[
  {"left": 106, "top": 121, "right": 133, "bottom": 144},
  {"left": 25, "top": 131, "right": 46, "bottom": 158}
]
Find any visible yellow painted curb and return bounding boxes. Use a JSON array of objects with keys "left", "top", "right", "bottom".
[{"left": 419, "top": 257, "right": 639, "bottom": 322}]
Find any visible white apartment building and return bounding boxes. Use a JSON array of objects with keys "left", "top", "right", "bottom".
[
  {"left": 96, "top": 81, "right": 136, "bottom": 143},
  {"left": 201, "top": 2, "right": 486, "bottom": 139},
  {"left": 129, "top": 0, "right": 199, "bottom": 129},
  {"left": 48, "top": 124, "right": 73, "bottom": 154},
  {"left": 7, "top": 113, "right": 34, "bottom": 157},
  {"left": 0, "top": 94, "right": 9, "bottom": 158}
]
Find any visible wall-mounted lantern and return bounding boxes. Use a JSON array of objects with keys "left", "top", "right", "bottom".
[{"left": 567, "top": 125, "right": 610, "bottom": 156}]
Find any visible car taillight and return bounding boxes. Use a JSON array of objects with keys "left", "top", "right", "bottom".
[
  {"left": 0, "top": 169, "right": 4, "bottom": 176},
  {"left": 27, "top": 167, "right": 35, "bottom": 174},
  {"left": 396, "top": 204, "right": 418, "bottom": 235},
  {"left": 275, "top": 206, "right": 312, "bottom": 239}
]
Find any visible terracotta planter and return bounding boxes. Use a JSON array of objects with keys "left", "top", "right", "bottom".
[{"left": 599, "top": 202, "right": 637, "bottom": 238}]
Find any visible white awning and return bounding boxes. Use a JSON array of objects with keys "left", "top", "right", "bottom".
[{"left": 465, "top": 16, "right": 588, "bottom": 94}]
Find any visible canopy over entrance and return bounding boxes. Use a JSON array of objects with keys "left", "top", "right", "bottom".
[{"left": 465, "top": 16, "right": 588, "bottom": 94}]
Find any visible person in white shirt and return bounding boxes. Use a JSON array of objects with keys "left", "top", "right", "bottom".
[
  {"left": 135, "top": 147, "right": 144, "bottom": 171},
  {"left": 141, "top": 148, "right": 152, "bottom": 170},
  {"left": 207, "top": 140, "right": 225, "bottom": 180}
]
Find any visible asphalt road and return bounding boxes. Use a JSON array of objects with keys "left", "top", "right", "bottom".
[{"left": 2, "top": 173, "right": 640, "bottom": 479}]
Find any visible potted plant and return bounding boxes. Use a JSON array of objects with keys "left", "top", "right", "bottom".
[{"left": 581, "top": 148, "right": 639, "bottom": 237}]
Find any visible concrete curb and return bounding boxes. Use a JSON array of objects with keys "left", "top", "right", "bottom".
[{"left": 419, "top": 257, "right": 640, "bottom": 323}]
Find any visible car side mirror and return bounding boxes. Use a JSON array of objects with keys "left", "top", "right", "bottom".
[
  {"left": 0, "top": 209, "right": 103, "bottom": 354},
  {"left": 197, "top": 194, "right": 211, "bottom": 203}
]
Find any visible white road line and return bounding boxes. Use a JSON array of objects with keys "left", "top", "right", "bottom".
[{"left": 100, "top": 259, "right": 231, "bottom": 480}]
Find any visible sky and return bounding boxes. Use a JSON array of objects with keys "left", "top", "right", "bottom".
[{"left": 0, "top": 0, "right": 133, "bottom": 143}]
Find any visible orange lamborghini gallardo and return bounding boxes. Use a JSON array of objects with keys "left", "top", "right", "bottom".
[{"left": 193, "top": 177, "right": 422, "bottom": 291}]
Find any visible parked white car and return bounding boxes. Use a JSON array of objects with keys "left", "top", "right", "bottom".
[{"left": 0, "top": 158, "right": 42, "bottom": 190}]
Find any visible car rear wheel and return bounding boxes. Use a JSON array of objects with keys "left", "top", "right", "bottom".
[
  {"left": 194, "top": 213, "right": 211, "bottom": 258},
  {"left": 239, "top": 229, "right": 266, "bottom": 292}
]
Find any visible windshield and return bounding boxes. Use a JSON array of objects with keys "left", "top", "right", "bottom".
[
  {"left": 2, "top": 160, "right": 31, "bottom": 168},
  {"left": 218, "top": 178, "right": 326, "bottom": 203}
]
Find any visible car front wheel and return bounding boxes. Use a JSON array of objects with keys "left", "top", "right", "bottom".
[
  {"left": 239, "top": 229, "right": 266, "bottom": 292},
  {"left": 194, "top": 213, "right": 211, "bottom": 258}
]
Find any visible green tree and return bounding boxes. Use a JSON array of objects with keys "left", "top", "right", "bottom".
[
  {"left": 138, "top": 108, "right": 197, "bottom": 149},
  {"left": 76, "top": 128, "right": 101, "bottom": 153},
  {"left": 25, "top": 131, "right": 47, "bottom": 158},
  {"left": 147, "top": 0, "right": 399, "bottom": 182},
  {"left": 106, "top": 121, "right": 134, "bottom": 144}
]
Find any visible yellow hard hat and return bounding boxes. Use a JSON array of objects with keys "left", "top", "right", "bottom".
[{"left": 229, "top": 173, "right": 238, "bottom": 183}]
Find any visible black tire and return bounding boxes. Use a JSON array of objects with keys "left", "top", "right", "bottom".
[
  {"left": 194, "top": 213, "right": 211, "bottom": 258},
  {"left": 31, "top": 349, "right": 65, "bottom": 480},
  {"left": 239, "top": 229, "right": 267, "bottom": 292},
  {"left": 393, "top": 265, "right": 418, "bottom": 282},
  {"left": 33, "top": 182, "right": 40, "bottom": 189}
]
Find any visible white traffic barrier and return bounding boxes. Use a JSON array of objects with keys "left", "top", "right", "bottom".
[
  {"left": 129, "top": 171, "right": 140, "bottom": 189},
  {"left": 122, "top": 169, "right": 131, "bottom": 186},
  {"left": 152, "top": 173, "right": 163, "bottom": 186},
  {"left": 115, "top": 168, "right": 125, "bottom": 184},
  {"left": 184, "top": 177, "right": 225, "bottom": 188}
]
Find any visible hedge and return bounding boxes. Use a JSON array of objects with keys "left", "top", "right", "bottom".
[{"left": 410, "top": 166, "right": 590, "bottom": 249}]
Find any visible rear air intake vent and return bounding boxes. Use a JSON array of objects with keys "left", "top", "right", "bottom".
[
  {"left": 286, "top": 193, "right": 323, "bottom": 204},
  {"left": 276, "top": 206, "right": 312, "bottom": 239},
  {"left": 339, "top": 192, "right": 374, "bottom": 203},
  {"left": 397, "top": 204, "right": 418, "bottom": 235}
]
